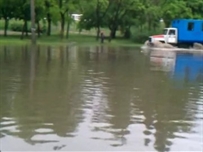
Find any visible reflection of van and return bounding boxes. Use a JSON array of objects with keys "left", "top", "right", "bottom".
[
  {"left": 173, "top": 53, "right": 203, "bottom": 81},
  {"left": 149, "top": 51, "right": 203, "bottom": 81}
]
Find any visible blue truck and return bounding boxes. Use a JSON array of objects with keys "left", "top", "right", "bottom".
[{"left": 149, "top": 19, "right": 203, "bottom": 47}]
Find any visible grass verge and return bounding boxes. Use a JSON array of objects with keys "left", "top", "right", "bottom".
[{"left": 0, "top": 32, "right": 142, "bottom": 47}]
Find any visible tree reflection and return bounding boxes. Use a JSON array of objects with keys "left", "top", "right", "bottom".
[
  {"left": 142, "top": 51, "right": 203, "bottom": 151},
  {"left": 29, "top": 44, "right": 36, "bottom": 99},
  {"left": 80, "top": 47, "right": 137, "bottom": 146},
  {"left": 79, "top": 47, "right": 202, "bottom": 151},
  {"left": 0, "top": 46, "right": 202, "bottom": 151},
  {"left": 0, "top": 45, "right": 84, "bottom": 145}
]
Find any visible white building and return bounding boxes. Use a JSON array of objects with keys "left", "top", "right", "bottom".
[{"left": 71, "top": 14, "right": 83, "bottom": 21}]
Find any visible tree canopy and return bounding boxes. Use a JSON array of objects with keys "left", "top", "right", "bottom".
[{"left": 0, "top": 0, "right": 202, "bottom": 39}]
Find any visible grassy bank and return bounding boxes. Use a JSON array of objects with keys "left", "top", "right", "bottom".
[
  {"left": 0, "top": 19, "right": 144, "bottom": 47},
  {"left": 0, "top": 32, "right": 142, "bottom": 47}
]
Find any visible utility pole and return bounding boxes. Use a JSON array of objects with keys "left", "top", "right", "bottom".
[{"left": 30, "top": 0, "right": 36, "bottom": 44}]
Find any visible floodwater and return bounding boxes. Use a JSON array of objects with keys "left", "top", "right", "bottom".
[{"left": 0, "top": 45, "right": 203, "bottom": 151}]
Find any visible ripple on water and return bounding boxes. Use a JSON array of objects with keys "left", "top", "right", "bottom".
[
  {"left": 0, "top": 118, "right": 19, "bottom": 134},
  {"left": 1, "top": 46, "right": 203, "bottom": 151},
  {"left": 35, "top": 128, "right": 54, "bottom": 134},
  {"left": 0, "top": 120, "right": 16, "bottom": 126}
]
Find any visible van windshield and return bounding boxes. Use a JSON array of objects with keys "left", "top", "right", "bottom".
[{"left": 163, "top": 29, "right": 168, "bottom": 35}]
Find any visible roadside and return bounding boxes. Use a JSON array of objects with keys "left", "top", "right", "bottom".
[{"left": 0, "top": 30, "right": 142, "bottom": 47}]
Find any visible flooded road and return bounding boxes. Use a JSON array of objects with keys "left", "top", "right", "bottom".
[{"left": 0, "top": 45, "right": 203, "bottom": 151}]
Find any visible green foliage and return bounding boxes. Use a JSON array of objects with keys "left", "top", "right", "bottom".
[
  {"left": 186, "top": 0, "right": 203, "bottom": 19},
  {"left": 78, "top": 0, "right": 109, "bottom": 29},
  {"left": 130, "top": 26, "right": 163, "bottom": 43},
  {"left": 0, "top": 0, "right": 16, "bottom": 19},
  {"left": 0, "top": 0, "right": 202, "bottom": 41},
  {"left": 15, "top": 0, "right": 31, "bottom": 20},
  {"left": 10, "top": 23, "right": 24, "bottom": 32},
  {"left": 10, "top": 22, "right": 31, "bottom": 32},
  {"left": 162, "top": 0, "right": 192, "bottom": 26}
]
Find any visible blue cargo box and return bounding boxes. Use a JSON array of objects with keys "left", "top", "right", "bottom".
[{"left": 172, "top": 19, "right": 203, "bottom": 44}]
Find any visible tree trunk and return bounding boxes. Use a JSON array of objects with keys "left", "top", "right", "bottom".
[
  {"left": 110, "top": 28, "right": 117, "bottom": 39},
  {"left": 4, "top": 18, "right": 9, "bottom": 37},
  {"left": 25, "top": 21, "right": 28, "bottom": 36},
  {"left": 96, "top": 0, "right": 100, "bottom": 41},
  {"left": 124, "top": 27, "right": 131, "bottom": 39},
  {"left": 37, "top": 21, "right": 41, "bottom": 37},
  {"left": 25, "top": 20, "right": 29, "bottom": 36},
  {"left": 21, "top": 21, "right": 26, "bottom": 39},
  {"left": 66, "top": 20, "right": 71, "bottom": 39},
  {"left": 47, "top": 13, "right": 51, "bottom": 36},
  {"left": 60, "top": 13, "right": 65, "bottom": 39},
  {"left": 96, "top": 27, "right": 100, "bottom": 41}
]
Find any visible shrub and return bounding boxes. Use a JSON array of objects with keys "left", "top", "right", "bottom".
[
  {"left": 10, "top": 22, "right": 32, "bottom": 32},
  {"left": 10, "top": 23, "right": 24, "bottom": 31},
  {"left": 0, "top": 20, "right": 4, "bottom": 30},
  {"left": 130, "top": 26, "right": 163, "bottom": 43}
]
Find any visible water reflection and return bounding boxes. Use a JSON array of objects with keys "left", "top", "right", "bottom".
[
  {"left": 0, "top": 46, "right": 202, "bottom": 151},
  {"left": 0, "top": 45, "right": 84, "bottom": 146},
  {"left": 173, "top": 53, "right": 203, "bottom": 82},
  {"left": 149, "top": 50, "right": 203, "bottom": 83},
  {"left": 148, "top": 49, "right": 203, "bottom": 151}
]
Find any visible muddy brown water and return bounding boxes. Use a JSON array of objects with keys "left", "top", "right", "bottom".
[{"left": 0, "top": 45, "right": 203, "bottom": 151}]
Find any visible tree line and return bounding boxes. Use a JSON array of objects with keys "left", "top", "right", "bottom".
[{"left": 0, "top": 0, "right": 202, "bottom": 40}]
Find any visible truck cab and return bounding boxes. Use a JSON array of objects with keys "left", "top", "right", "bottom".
[{"left": 149, "top": 28, "right": 178, "bottom": 44}]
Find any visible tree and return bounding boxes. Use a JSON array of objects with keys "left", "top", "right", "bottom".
[
  {"left": 119, "top": 0, "right": 145, "bottom": 38},
  {"left": 0, "top": 0, "right": 16, "bottom": 36},
  {"left": 35, "top": 0, "right": 46, "bottom": 37},
  {"left": 15, "top": 0, "right": 31, "bottom": 39},
  {"left": 52, "top": 0, "right": 79, "bottom": 39},
  {"left": 78, "top": 0, "right": 110, "bottom": 40},
  {"left": 1, "top": 0, "right": 202, "bottom": 41},
  {"left": 44, "top": 0, "right": 61, "bottom": 36},
  {"left": 65, "top": 0, "right": 78, "bottom": 39},
  {"left": 142, "top": 0, "right": 162, "bottom": 31},
  {"left": 106, "top": 0, "right": 144, "bottom": 39},
  {"left": 161, "top": 0, "right": 193, "bottom": 27},
  {"left": 45, "top": 0, "right": 53, "bottom": 36},
  {"left": 56, "top": 0, "right": 70, "bottom": 39},
  {"left": 94, "top": 0, "right": 110, "bottom": 40},
  {"left": 186, "top": 0, "right": 203, "bottom": 19}
]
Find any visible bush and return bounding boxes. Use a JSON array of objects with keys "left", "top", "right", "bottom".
[
  {"left": 10, "top": 23, "right": 24, "bottom": 32},
  {"left": 0, "top": 20, "right": 4, "bottom": 30},
  {"left": 10, "top": 22, "right": 31, "bottom": 32},
  {"left": 130, "top": 26, "right": 163, "bottom": 43}
]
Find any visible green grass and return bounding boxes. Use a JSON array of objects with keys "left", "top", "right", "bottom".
[
  {"left": 0, "top": 19, "right": 142, "bottom": 47},
  {"left": 0, "top": 32, "right": 142, "bottom": 47}
]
